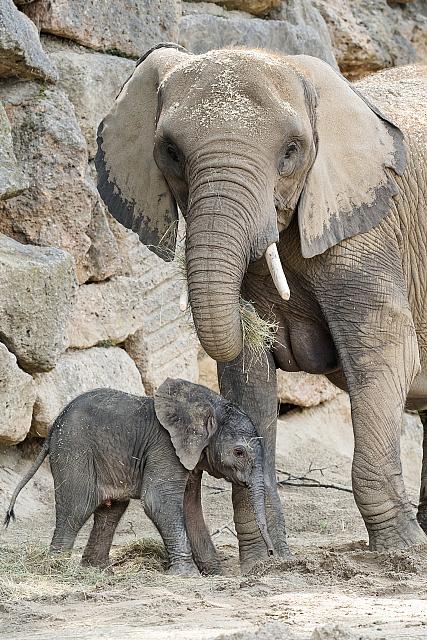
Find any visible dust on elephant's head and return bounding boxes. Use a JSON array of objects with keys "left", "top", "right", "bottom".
[{"left": 96, "top": 44, "right": 406, "bottom": 362}]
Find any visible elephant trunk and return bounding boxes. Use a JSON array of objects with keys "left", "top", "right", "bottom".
[
  {"left": 248, "top": 460, "right": 275, "bottom": 556},
  {"left": 185, "top": 165, "right": 281, "bottom": 362},
  {"left": 186, "top": 185, "right": 250, "bottom": 363}
]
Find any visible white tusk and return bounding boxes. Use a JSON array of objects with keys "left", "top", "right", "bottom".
[
  {"left": 265, "top": 243, "right": 290, "bottom": 301},
  {"left": 179, "top": 281, "right": 189, "bottom": 311}
]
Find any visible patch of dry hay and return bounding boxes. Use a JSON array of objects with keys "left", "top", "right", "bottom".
[
  {"left": 0, "top": 538, "right": 168, "bottom": 604},
  {"left": 111, "top": 538, "right": 168, "bottom": 574}
]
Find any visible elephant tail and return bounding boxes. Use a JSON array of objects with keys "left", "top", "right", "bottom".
[{"left": 4, "top": 438, "right": 50, "bottom": 527}]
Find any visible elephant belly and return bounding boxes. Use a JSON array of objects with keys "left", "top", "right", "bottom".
[{"left": 273, "top": 321, "right": 339, "bottom": 375}]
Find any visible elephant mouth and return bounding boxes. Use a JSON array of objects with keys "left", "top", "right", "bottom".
[{"left": 178, "top": 242, "right": 289, "bottom": 314}]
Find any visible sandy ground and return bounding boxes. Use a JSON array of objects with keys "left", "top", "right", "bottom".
[{"left": 0, "top": 393, "right": 426, "bottom": 640}]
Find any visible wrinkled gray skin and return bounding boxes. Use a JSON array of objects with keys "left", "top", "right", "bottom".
[
  {"left": 5, "top": 379, "right": 274, "bottom": 576},
  {"left": 96, "top": 44, "right": 427, "bottom": 570}
]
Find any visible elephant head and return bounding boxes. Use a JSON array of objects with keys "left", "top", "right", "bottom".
[
  {"left": 96, "top": 44, "right": 405, "bottom": 363},
  {"left": 153, "top": 378, "right": 274, "bottom": 555}
]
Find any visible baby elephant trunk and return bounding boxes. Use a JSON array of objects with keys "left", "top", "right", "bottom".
[{"left": 248, "top": 466, "right": 275, "bottom": 557}]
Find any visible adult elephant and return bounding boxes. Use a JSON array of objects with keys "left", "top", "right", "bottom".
[{"left": 96, "top": 43, "right": 427, "bottom": 570}]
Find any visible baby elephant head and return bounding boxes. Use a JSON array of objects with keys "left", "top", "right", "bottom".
[{"left": 154, "top": 378, "right": 274, "bottom": 556}]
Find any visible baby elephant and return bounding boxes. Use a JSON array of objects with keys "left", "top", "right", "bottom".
[{"left": 5, "top": 378, "right": 273, "bottom": 575}]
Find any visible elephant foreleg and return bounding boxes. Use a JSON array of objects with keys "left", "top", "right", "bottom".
[
  {"left": 322, "top": 279, "right": 425, "bottom": 549},
  {"left": 218, "top": 348, "right": 289, "bottom": 572},
  {"left": 417, "top": 410, "right": 427, "bottom": 534},
  {"left": 142, "top": 463, "right": 199, "bottom": 576}
]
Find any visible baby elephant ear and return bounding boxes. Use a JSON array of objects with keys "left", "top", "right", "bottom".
[{"left": 154, "top": 379, "right": 218, "bottom": 471}]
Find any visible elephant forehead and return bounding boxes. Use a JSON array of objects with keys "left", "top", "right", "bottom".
[{"left": 159, "top": 51, "right": 302, "bottom": 135}]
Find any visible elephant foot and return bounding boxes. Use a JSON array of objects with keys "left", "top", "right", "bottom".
[
  {"left": 167, "top": 561, "right": 200, "bottom": 577},
  {"left": 197, "top": 558, "right": 222, "bottom": 576},
  {"left": 232, "top": 484, "right": 290, "bottom": 574},
  {"left": 367, "top": 514, "right": 426, "bottom": 551},
  {"left": 238, "top": 537, "right": 291, "bottom": 574}
]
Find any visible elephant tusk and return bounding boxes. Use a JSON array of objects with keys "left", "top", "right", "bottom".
[
  {"left": 265, "top": 244, "right": 290, "bottom": 301},
  {"left": 179, "top": 280, "right": 188, "bottom": 311}
]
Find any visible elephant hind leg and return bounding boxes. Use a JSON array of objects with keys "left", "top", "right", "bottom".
[
  {"left": 417, "top": 410, "right": 427, "bottom": 534},
  {"left": 184, "top": 470, "right": 221, "bottom": 575},
  {"left": 50, "top": 495, "right": 98, "bottom": 555},
  {"left": 81, "top": 500, "right": 130, "bottom": 569}
]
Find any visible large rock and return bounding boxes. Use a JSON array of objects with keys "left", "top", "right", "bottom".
[
  {"left": 191, "top": 0, "right": 280, "bottom": 17},
  {"left": 23, "top": 0, "right": 181, "bottom": 58},
  {"left": 0, "top": 102, "right": 26, "bottom": 200},
  {"left": 277, "top": 371, "right": 340, "bottom": 407},
  {"left": 68, "top": 275, "right": 150, "bottom": 349},
  {"left": 125, "top": 319, "right": 199, "bottom": 396},
  {"left": 408, "top": 1, "right": 427, "bottom": 65},
  {"left": 182, "top": 1, "right": 252, "bottom": 17},
  {"left": 0, "top": 234, "right": 76, "bottom": 373},
  {"left": 0, "top": 81, "right": 96, "bottom": 283},
  {"left": 45, "top": 40, "right": 134, "bottom": 159},
  {"left": 82, "top": 199, "right": 122, "bottom": 283},
  {"left": 0, "top": 344, "right": 35, "bottom": 444},
  {"left": 108, "top": 227, "right": 199, "bottom": 395},
  {"left": 0, "top": 0, "right": 57, "bottom": 81},
  {"left": 31, "top": 347, "right": 145, "bottom": 437},
  {"left": 314, "top": 0, "right": 427, "bottom": 79},
  {"left": 179, "top": 0, "right": 337, "bottom": 67}
]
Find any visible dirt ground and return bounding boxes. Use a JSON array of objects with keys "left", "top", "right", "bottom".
[{"left": 0, "top": 393, "right": 426, "bottom": 640}]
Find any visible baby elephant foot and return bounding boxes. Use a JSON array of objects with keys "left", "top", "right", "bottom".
[{"left": 167, "top": 561, "right": 200, "bottom": 577}]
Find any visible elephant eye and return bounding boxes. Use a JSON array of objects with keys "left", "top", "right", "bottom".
[
  {"left": 284, "top": 142, "right": 298, "bottom": 159},
  {"left": 166, "top": 142, "right": 180, "bottom": 164},
  {"left": 233, "top": 447, "right": 245, "bottom": 458},
  {"left": 278, "top": 142, "right": 298, "bottom": 175}
]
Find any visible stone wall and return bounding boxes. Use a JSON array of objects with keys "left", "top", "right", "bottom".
[
  {"left": 0, "top": 0, "right": 199, "bottom": 445},
  {"left": 0, "top": 0, "right": 426, "bottom": 445},
  {"left": 314, "top": 0, "right": 427, "bottom": 80}
]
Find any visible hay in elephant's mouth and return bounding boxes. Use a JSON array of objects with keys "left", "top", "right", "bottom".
[
  {"left": 239, "top": 298, "right": 278, "bottom": 371},
  {"left": 173, "top": 249, "right": 278, "bottom": 366}
]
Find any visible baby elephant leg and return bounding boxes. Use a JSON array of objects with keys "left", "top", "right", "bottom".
[
  {"left": 81, "top": 500, "right": 130, "bottom": 569},
  {"left": 142, "top": 471, "right": 199, "bottom": 577},
  {"left": 50, "top": 495, "right": 98, "bottom": 555},
  {"left": 184, "top": 470, "right": 221, "bottom": 575}
]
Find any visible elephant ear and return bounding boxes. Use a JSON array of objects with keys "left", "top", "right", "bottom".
[
  {"left": 95, "top": 43, "right": 190, "bottom": 261},
  {"left": 288, "top": 55, "right": 406, "bottom": 259},
  {"left": 154, "top": 378, "right": 218, "bottom": 471}
]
